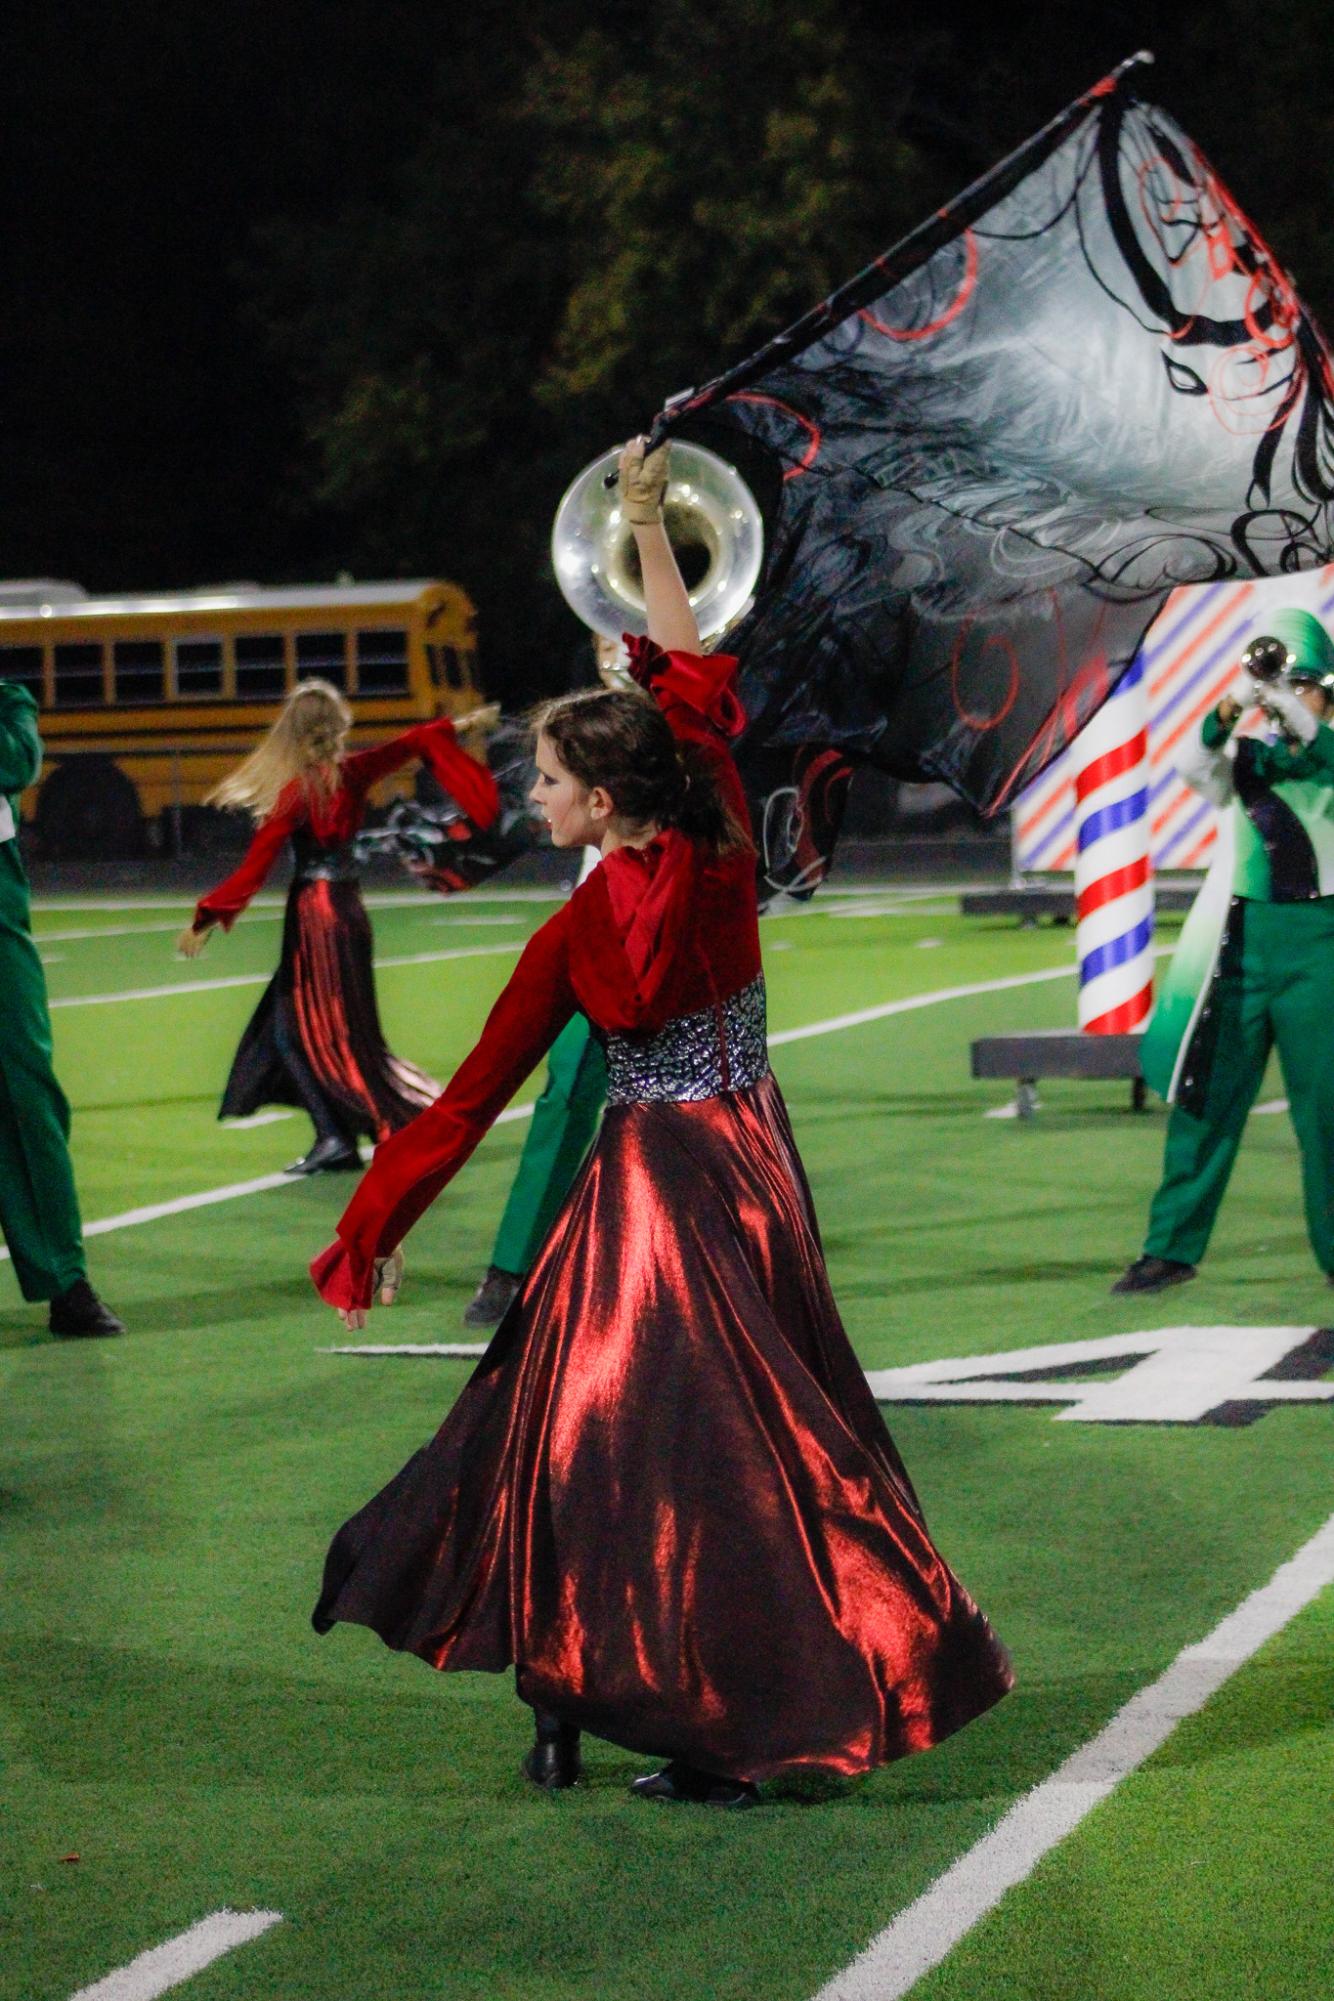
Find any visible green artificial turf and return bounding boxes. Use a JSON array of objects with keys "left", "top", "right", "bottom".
[{"left": 2, "top": 889, "right": 1330, "bottom": 2000}]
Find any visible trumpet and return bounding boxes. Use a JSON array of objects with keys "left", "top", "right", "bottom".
[
  {"left": 1240, "top": 634, "right": 1309, "bottom": 744},
  {"left": 1240, "top": 634, "right": 1292, "bottom": 687},
  {"left": 551, "top": 441, "right": 764, "bottom": 644}
]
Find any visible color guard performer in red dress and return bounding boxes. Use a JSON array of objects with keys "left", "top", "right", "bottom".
[
  {"left": 177, "top": 680, "right": 499, "bottom": 1174},
  {"left": 309, "top": 444, "right": 1012, "bottom": 1804}
]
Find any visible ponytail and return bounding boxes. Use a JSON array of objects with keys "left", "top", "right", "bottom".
[{"left": 537, "top": 687, "right": 751, "bottom": 855}]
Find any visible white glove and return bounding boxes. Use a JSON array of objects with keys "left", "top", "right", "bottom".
[
  {"left": 1175, "top": 732, "right": 1235, "bottom": 808},
  {"left": 1261, "top": 678, "right": 1319, "bottom": 744}
]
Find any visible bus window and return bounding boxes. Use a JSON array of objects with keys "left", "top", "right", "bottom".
[
  {"left": 429, "top": 643, "right": 464, "bottom": 690},
  {"left": 114, "top": 639, "right": 165, "bottom": 704},
  {"left": 0, "top": 645, "right": 44, "bottom": 703},
  {"left": 174, "top": 638, "right": 223, "bottom": 697},
  {"left": 54, "top": 643, "right": 105, "bottom": 705},
  {"left": 235, "top": 635, "right": 287, "bottom": 699},
  {"left": 296, "top": 631, "right": 347, "bottom": 690},
  {"left": 355, "top": 629, "right": 408, "bottom": 694}
]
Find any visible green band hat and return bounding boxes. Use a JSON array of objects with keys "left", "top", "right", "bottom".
[{"left": 1267, "top": 607, "right": 1334, "bottom": 690}]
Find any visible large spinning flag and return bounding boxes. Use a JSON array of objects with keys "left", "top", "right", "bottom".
[{"left": 652, "top": 52, "right": 1334, "bottom": 896}]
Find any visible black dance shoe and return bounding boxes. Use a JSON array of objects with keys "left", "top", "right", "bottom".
[
  {"left": 463, "top": 1265, "right": 522, "bottom": 1328},
  {"left": 631, "top": 1760, "right": 759, "bottom": 1809},
  {"left": 49, "top": 1279, "right": 125, "bottom": 1339},
  {"left": 1111, "top": 1255, "right": 1197, "bottom": 1296},
  {"left": 284, "top": 1136, "right": 363, "bottom": 1177},
  {"left": 521, "top": 1713, "right": 582, "bottom": 1791}
]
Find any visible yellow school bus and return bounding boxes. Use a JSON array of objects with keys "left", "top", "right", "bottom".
[{"left": 0, "top": 578, "right": 482, "bottom": 852}]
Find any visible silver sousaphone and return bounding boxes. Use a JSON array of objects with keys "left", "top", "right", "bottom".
[{"left": 551, "top": 442, "right": 764, "bottom": 655}]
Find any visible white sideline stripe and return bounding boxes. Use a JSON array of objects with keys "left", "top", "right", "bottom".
[
  {"left": 48, "top": 940, "right": 522, "bottom": 1008},
  {"left": 30, "top": 882, "right": 939, "bottom": 916},
  {"left": 324, "top": 1342, "right": 488, "bottom": 1357},
  {"left": 36, "top": 916, "right": 281, "bottom": 943},
  {"left": 767, "top": 962, "right": 1075, "bottom": 1046},
  {"left": 11, "top": 960, "right": 1083, "bottom": 1262},
  {"left": 67, "top": 1908, "right": 283, "bottom": 2001},
  {"left": 812, "top": 1511, "right": 1334, "bottom": 2001},
  {"left": 0, "top": 1105, "right": 534, "bottom": 1261}
]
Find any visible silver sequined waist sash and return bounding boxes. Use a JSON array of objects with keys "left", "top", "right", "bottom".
[{"left": 603, "top": 973, "right": 769, "bottom": 1105}]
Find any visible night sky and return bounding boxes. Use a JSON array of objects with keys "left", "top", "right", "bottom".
[{"left": 4, "top": 2, "right": 1330, "bottom": 689}]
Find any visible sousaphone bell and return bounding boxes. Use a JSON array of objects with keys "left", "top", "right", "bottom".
[{"left": 551, "top": 442, "right": 764, "bottom": 647}]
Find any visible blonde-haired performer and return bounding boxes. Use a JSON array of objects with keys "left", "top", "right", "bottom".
[{"left": 177, "top": 680, "right": 500, "bottom": 1175}]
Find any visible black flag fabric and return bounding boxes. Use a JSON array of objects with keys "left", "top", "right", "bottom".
[{"left": 653, "top": 54, "right": 1334, "bottom": 896}]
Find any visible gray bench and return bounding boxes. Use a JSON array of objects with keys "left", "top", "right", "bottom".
[{"left": 971, "top": 1029, "right": 1147, "bottom": 1117}]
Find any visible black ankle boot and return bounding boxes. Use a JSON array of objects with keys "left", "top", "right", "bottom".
[
  {"left": 521, "top": 1709, "right": 582, "bottom": 1791},
  {"left": 49, "top": 1279, "right": 125, "bottom": 1340},
  {"left": 631, "top": 1759, "right": 759, "bottom": 1808},
  {"left": 284, "top": 1134, "right": 362, "bottom": 1176}
]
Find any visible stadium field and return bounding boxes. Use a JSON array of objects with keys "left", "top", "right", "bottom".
[{"left": 3, "top": 885, "right": 1331, "bottom": 2001}]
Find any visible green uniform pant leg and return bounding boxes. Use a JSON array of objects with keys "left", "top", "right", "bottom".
[
  {"left": 1261, "top": 901, "right": 1334, "bottom": 1273},
  {"left": 0, "top": 919, "right": 86, "bottom": 1302},
  {"left": 1143, "top": 917, "right": 1272, "bottom": 1267},
  {"left": 489, "top": 1014, "right": 607, "bottom": 1279}
]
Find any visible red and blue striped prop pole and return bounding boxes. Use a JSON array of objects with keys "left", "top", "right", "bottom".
[{"left": 1074, "top": 657, "right": 1154, "bottom": 1032}]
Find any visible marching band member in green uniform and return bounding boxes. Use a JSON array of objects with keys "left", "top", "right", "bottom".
[
  {"left": 1118, "top": 608, "right": 1334, "bottom": 1294},
  {"left": 0, "top": 679, "right": 124, "bottom": 1337}
]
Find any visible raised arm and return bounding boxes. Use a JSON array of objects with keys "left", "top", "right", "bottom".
[
  {"left": 620, "top": 438, "right": 701, "bottom": 654},
  {"left": 1175, "top": 703, "right": 1238, "bottom": 809},
  {"left": 342, "top": 715, "right": 501, "bottom": 828},
  {"left": 310, "top": 906, "right": 578, "bottom": 1314}
]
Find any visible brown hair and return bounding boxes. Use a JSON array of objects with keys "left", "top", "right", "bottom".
[
  {"left": 536, "top": 687, "right": 751, "bottom": 853},
  {"left": 207, "top": 678, "right": 352, "bottom": 822}
]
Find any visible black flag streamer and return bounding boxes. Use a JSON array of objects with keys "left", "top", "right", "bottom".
[{"left": 651, "top": 52, "right": 1334, "bottom": 896}]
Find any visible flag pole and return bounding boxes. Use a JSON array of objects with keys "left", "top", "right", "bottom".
[{"left": 647, "top": 49, "right": 1155, "bottom": 449}]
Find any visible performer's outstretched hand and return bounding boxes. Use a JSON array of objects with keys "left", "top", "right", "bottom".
[
  {"left": 335, "top": 1246, "right": 404, "bottom": 1331},
  {"left": 175, "top": 923, "right": 212, "bottom": 959}
]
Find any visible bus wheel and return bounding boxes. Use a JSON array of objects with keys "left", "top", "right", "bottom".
[{"left": 35, "top": 757, "right": 144, "bottom": 858}]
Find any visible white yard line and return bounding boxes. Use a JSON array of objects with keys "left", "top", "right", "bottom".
[
  {"left": 812, "top": 1511, "right": 1334, "bottom": 2001},
  {"left": 67, "top": 1909, "right": 283, "bottom": 2001},
  {"left": 0, "top": 1106, "right": 535, "bottom": 1262},
  {"left": 12, "top": 962, "right": 1077, "bottom": 1259},
  {"left": 767, "top": 962, "right": 1076, "bottom": 1047},
  {"left": 48, "top": 940, "right": 524, "bottom": 1009},
  {"left": 325, "top": 1342, "right": 488, "bottom": 1357},
  {"left": 31, "top": 889, "right": 569, "bottom": 914}
]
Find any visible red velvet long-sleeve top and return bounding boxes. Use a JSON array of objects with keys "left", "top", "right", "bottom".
[
  {"left": 310, "top": 643, "right": 760, "bottom": 1310},
  {"left": 195, "top": 719, "right": 500, "bottom": 930}
]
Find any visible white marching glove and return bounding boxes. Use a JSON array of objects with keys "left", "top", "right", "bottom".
[
  {"left": 1262, "top": 678, "right": 1319, "bottom": 745},
  {"left": 619, "top": 437, "right": 670, "bottom": 526},
  {"left": 1175, "top": 730, "right": 1235, "bottom": 808}
]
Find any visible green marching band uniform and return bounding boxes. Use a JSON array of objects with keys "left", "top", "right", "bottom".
[
  {"left": 468, "top": 846, "right": 608, "bottom": 1322},
  {"left": 1138, "top": 609, "right": 1334, "bottom": 1278},
  {"left": 487, "top": 1013, "right": 607, "bottom": 1279},
  {"left": 0, "top": 681, "right": 122, "bottom": 1337}
]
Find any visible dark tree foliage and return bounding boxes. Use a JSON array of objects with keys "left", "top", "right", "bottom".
[{"left": 3, "top": 1, "right": 1333, "bottom": 704}]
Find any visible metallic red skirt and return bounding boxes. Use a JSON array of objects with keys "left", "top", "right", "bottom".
[
  {"left": 221, "top": 878, "right": 437, "bottom": 1142},
  {"left": 314, "top": 1073, "right": 1012, "bottom": 1780}
]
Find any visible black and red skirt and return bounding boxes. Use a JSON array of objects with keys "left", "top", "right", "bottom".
[
  {"left": 221, "top": 861, "right": 436, "bottom": 1144},
  {"left": 314, "top": 986, "right": 1011, "bottom": 1781}
]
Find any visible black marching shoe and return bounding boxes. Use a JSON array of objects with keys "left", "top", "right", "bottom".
[
  {"left": 464, "top": 1264, "right": 522, "bottom": 1328},
  {"left": 49, "top": 1279, "right": 125, "bottom": 1340},
  {"left": 284, "top": 1135, "right": 362, "bottom": 1177},
  {"left": 631, "top": 1760, "right": 759, "bottom": 1809},
  {"left": 521, "top": 1711, "right": 582, "bottom": 1791},
  {"left": 1111, "top": 1255, "right": 1197, "bottom": 1296}
]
